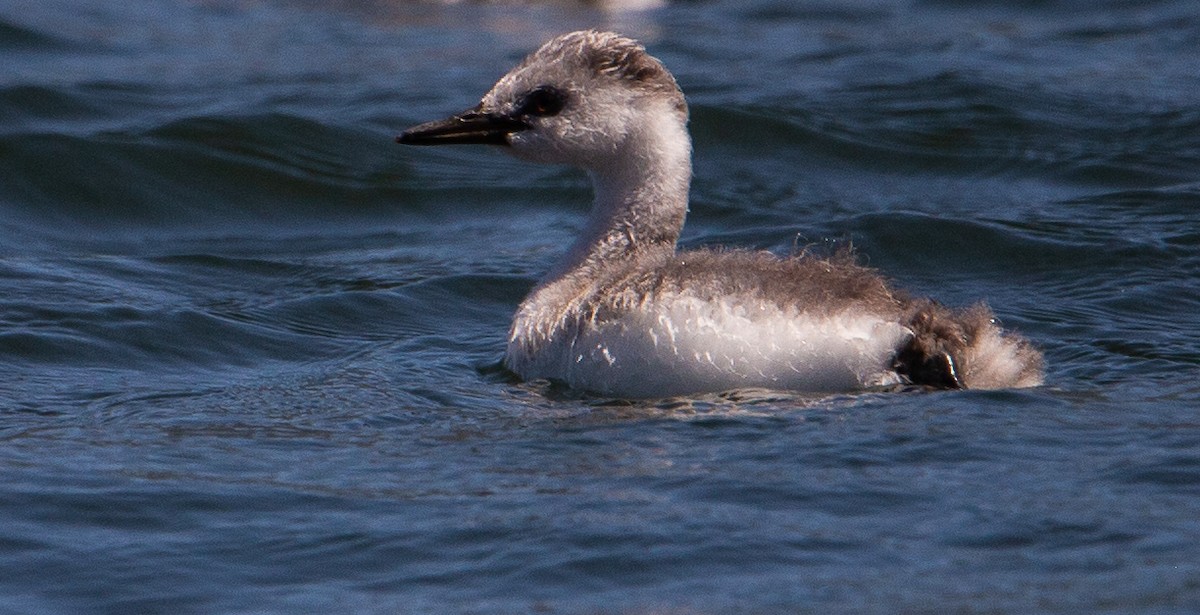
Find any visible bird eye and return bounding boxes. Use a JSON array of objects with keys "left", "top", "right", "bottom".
[{"left": 518, "top": 86, "right": 566, "bottom": 117}]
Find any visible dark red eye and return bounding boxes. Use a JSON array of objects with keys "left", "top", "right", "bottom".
[{"left": 518, "top": 86, "right": 566, "bottom": 117}]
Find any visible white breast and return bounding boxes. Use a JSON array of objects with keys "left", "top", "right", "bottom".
[{"left": 505, "top": 292, "right": 911, "bottom": 398}]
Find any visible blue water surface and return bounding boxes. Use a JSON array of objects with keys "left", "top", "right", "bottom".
[{"left": 2, "top": 0, "right": 1199, "bottom": 612}]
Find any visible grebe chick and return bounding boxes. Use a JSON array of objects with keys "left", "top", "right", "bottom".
[{"left": 398, "top": 30, "right": 1043, "bottom": 398}]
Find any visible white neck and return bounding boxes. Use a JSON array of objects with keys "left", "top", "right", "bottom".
[{"left": 542, "top": 107, "right": 692, "bottom": 284}]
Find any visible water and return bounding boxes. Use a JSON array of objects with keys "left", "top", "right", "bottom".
[{"left": 2, "top": 0, "right": 1199, "bottom": 612}]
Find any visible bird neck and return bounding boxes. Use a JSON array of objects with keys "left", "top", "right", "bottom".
[{"left": 544, "top": 112, "right": 692, "bottom": 284}]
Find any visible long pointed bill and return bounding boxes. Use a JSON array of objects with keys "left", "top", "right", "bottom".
[{"left": 396, "top": 109, "right": 528, "bottom": 146}]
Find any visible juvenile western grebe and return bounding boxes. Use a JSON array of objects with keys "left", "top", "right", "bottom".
[{"left": 398, "top": 30, "right": 1043, "bottom": 398}]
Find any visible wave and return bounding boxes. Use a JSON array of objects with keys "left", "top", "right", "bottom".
[
  {"left": 0, "top": 120, "right": 581, "bottom": 258},
  {"left": 692, "top": 71, "right": 1200, "bottom": 189},
  {"left": 0, "top": 114, "right": 409, "bottom": 239},
  {"left": 0, "top": 247, "right": 517, "bottom": 375},
  {"left": 2, "top": 66, "right": 1196, "bottom": 241},
  {"left": 0, "top": 18, "right": 72, "bottom": 51}
]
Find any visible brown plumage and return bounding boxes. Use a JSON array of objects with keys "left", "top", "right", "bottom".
[{"left": 399, "top": 30, "right": 1044, "bottom": 396}]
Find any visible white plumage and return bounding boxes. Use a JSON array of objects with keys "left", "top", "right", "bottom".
[{"left": 399, "top": 30, "right": 1044, "bottom": 398}]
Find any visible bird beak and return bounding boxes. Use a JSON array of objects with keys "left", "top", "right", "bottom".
[{"left": 396, "top": 107, "right": 529, "bottom": 146}]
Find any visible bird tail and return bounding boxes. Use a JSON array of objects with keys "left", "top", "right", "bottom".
[{"left": 894, "top": 301, "right": 1043, "bottom": 390}]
